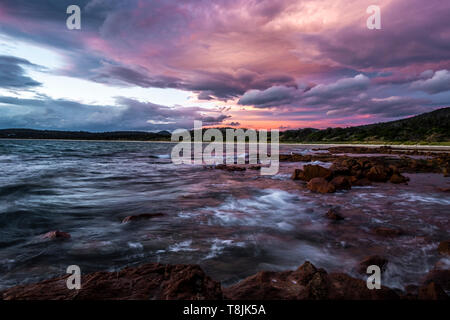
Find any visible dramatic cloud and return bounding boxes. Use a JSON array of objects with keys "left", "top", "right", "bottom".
[
  {"left": 0, "top": 55, "right": 42, "bottom": 89},
  {"left": 0, "top": 95, "right": 230, "bottom": 131},
  {"left": 0, "top": 0, "right": 449, "bottom": 129},
  {"left": 238, "top": 86, "right": 298, "bottom": 108},
  {"left": 411, "top": 70, "right": 450, "bottom": 94},
  {"left": 304, "top": 74, "right": 370, "bottom": 101}
]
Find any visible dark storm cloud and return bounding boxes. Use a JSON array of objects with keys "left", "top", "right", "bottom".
[
  {"left": 0, "top": 55, "right": 42, "bottom": 89},
  {"left": 304, "top": 0, "right": 450, "bottom": 69},
  {"left": 0, "top": 95, "right": 230, "bottom": 131},
  {"left": 0, "top": 0, "right": 449, "bottom": 128},
  {"left": 411, "top": 70, "right": 450, "bottom": 94}
]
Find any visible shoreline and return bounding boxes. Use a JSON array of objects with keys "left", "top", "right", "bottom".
[
  {"left": 1, "top": 259, "right": 447, "bottom": 300},
  {"left": 1, "top": 138, "right": 450, "bottom": 151}
]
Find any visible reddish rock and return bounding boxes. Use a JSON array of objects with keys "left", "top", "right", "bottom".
[
  {"left": 373, "top": 227, "right": 404, "bottom": 237},
  {"left": 388, "top": 164, "right": 400, "bottom": 174},
  {"left": 422, "top": 269, "right": 450, "bottom": 291},
  {"left": 41, "top": 231, "right": 71, "bottom": 240},
  {"left": 326, "top": 209, "right": 344, "bottom": 221},
  {"left": 438, "top": 187, "right": 450, "bottom": 192},
  {"left": 330, "top": 176, "right": 352, "bottom": 190},
  {"left": 291, "top": 168, "right": 305, "bottom": 180},
  {"left": 442, "top": 166, "right": 450, "bottom": 177},
  {"left": 329, "top": 164, "right": 351, "bottom": 176},
  {"left": 437, "top": 241, "right": 450, "bottom": 255},
  {"left": 418, "top": 282, "right": 448, "bottom": 300},
  {"left": 224, "top": 261, "right": 399, "bottom": 300},
  {"left": 1, "top": 263, "right": 223, "bottom": 300},
  {"left": 389, "top": 173, "right": 409, "bottom": 184},
  {"left": 352, "top": 178, "right": 372, "bottom": 186},
  {"left": 307, "top": 178, "right": 336, "bottom": 194},
  {"left": 366, "top": 165, "right": 390, "bottom": 182},
  {"left": 122, "top": 213, "right": 164, "bottom": 224},
  {"left": 357, "top": 255, "right": 388, "bottom": 274},
  {"left": 294, "top": 165, "right": 332, "bottom": 182},
  {"left": 215, "top": 164, "right": 246, "bottom": 171}
]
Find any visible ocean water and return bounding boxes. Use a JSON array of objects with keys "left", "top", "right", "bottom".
[{"left": 0, "top": 140, "right": 449, "bottom": 291}]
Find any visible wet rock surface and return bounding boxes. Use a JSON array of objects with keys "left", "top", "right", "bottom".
[
  {"left": 1, "top": 263, "right": 223, "bottom": 300},
  {"left": 2, "top": 261, "right": 448, "bottom": 300},
  {"left": 224, "top": 261, "right": 399, "bottom": 300},
  {"left": 325, "top": 208, "right": 345, "bottom": 221},
  {"left": 282, "top": 146, "right": 450, "bottom": 179},
  {"left": 41, "top": 231, "right": 71, "bottom": 240},
  {"left": 357, "top": 255, "right": 388, "bottom": 274},
  {"left": 422, "top": 269, "right": 450, "bottom": 292},
  {"left": 122, "top": 213, "right": 165, "bottom": 224},
  {"left": 438, "top": 241, "right": 450, "bottom": 255},
  {"left": 307, "top": 178, "right": 336, "bottom": 194},
  {"left": 373, "top": 227, "right": 404, "bottom": 237}
]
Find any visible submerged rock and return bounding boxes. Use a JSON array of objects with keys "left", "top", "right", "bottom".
[
  {"left": 373, "top": 227, "right": 404, "bottom": 237},
  {"left": 122, "top": 213, "right": 164, "bottom": 224},
  {"left": 307, "top": 178, "right": 336, "bottom": 194},
  {"left": 325, "top": 209, "right": 345, "bottom": 221},
  {"left": 437, "top": 240, "right": 450, "bottom": 255},
  {"left": 357, "top": 255, "right": 388, "bottom": 274},
  {"left": 41, "top": 231, "right": 71, "bottom": 240}
]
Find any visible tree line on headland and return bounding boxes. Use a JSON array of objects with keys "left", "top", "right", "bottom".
[{"left": 0, "top": 107, "right": 448, "bottom": 144}]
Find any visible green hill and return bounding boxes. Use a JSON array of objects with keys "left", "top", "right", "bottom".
[{"left": 279, "top": 107, "right": 450, "bottom": 144}]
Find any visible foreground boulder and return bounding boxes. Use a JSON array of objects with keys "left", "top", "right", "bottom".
[
  {"left": 418, "top": 282, "right": 448, "bottom": 300},
  {"left": 307, "top": 178, "right": 336, "bottom": 194},
  {"left": 224, "top": 261, "right": 398, "bottom": 300},
  {"left": 2, "top": 262, "right": 447, "bottom": 300},
  {"left": 1, "top": 263, "right": 223, "bottom": 300},
  {"left": 422, "top": 269, "right": 450, "bottom": 292}
]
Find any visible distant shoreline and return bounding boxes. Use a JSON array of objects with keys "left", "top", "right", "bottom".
[{"left": 1, "top": 138, "right": 450, "bottom": 151}]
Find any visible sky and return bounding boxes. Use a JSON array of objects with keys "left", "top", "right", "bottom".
[{"left": 0, "top": 0, "right": 449, "bottom": 132}]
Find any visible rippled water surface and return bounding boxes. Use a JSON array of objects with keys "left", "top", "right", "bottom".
[{"left": 0, "top": 140, "right": 449, "bottom": 290}]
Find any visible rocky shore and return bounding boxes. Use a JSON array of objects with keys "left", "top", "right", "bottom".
[
  {"left": 1, "top": 260, "right": 448, "bottom": 300},
  {"left": 2, "top": 146, "right": 448, "bottom": 301}
]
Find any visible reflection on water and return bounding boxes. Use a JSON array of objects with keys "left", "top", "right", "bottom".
[{"left": 0, "top": 140, "right": 448, "bottom": 290}]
